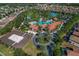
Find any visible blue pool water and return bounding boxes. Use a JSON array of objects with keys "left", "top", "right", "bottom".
[
  {"left": 50, "top": 12, "right": 58, "bottom": 17},
  {"left": 38, "top": 21, "right": 52, "bottom": 25}
]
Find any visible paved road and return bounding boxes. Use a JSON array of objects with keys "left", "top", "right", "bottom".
[{"left": 0, "top": 10, "right": 25, "bottom": 28}]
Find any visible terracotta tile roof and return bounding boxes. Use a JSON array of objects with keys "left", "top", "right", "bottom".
[
  {"left": 48, "top": 21, "right": 63, "bottom": 31},
  {"left": 42, "top": 24, "right": 47, "bottom": 28},
  {"left": 67, "top": 50, "right": 79, "bottom": 56},
  {"left": 73, "top": 31, "right": 79, "bottom": 37},
  {"left": 30, "top": 25, "right": 39, "bottom": 31}
]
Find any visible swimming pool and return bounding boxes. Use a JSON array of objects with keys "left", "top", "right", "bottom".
[
  {"left": 50, "top": 12, "right": 58, "bottom": 17},
  {"left": 38, "top": 21, "right": 52, "bottom": 25}
]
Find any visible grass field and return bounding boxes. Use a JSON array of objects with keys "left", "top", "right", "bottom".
[
  {"left": 22, "top": 40, "right": 41, "bottom": 56},
  {"left": 0, "top": 44, "right": 14, "bottom": 56}
]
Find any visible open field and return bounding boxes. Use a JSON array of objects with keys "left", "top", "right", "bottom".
[
  {"left": 0, "top": 44, "right": 14, "bottom": 56},
  {"left": 22, "top": 40, "right": 41, "bottom": 56}
]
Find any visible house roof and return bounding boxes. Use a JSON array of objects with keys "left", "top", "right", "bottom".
[
  {"left": 73, "top": 31, "right": 79, "bottom": 37},
  {"left": 42, "top": 24, "right": 47, "bottom": 28},
  {"left": 67, "top": 50, "right": 79, "bottom": 56},
  {"left": 48, "top": 21, "right": 63, "bottom": 31},
  {"left": 70, "top": 35, "right": 79, "bottom": 44},
  {"left": 30, "top": 24, "right": 39, "bottom": 31}
]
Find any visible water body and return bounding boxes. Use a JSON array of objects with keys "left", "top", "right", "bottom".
[{"left": 50, "top": 12, "right": 58, "bottom": 17}]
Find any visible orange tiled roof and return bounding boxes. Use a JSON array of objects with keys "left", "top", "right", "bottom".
[
  {"left": 30, "top": 25, "right": 39, "bottom": 31},
  {"left": 48, "top": 21, "right": 63, "bottom": 31},
  {"left": 42, "top": 24, "right": 47, "bottom": 28},
  {"left": 67, "top": 50, "right": 79, "bottom": 56},
  {"left": 73, "top": 31, "right": 79, "bottom": 37}
]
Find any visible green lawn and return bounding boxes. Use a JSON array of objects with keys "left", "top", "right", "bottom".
[
  {"left": 0, "top": 44, "right": 14, "bottom": 56},
  {"left": 22, "top": 40, "right": 41, "bottom": 56}
]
